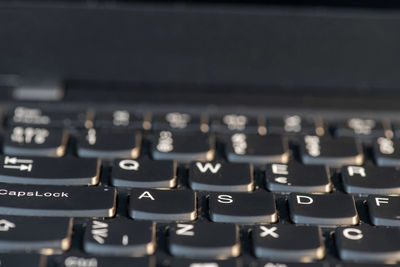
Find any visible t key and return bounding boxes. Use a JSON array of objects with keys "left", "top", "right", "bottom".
[
  {"left": 129, "top": 188, "right": 196, "bottom": 222},
  {"left": 336, "top": 226, "right": 400, "bottom": 263},
  {"left": 4, "top": 126, "right": 68, "bottom": 157},
  {"left": 189, "top": 161, "right": 253, "bottom": 192},
  {"left": 151, "top": 131, "right": 215, "bottom": 162},
  {"left": 288, "top": 193, "right": 359, "bottom": 226},
  {"left": 253, "top": 224, "right": 325, "bottom": 261},
  {"left": 299, "top": 135, "right": 364, "bottom": 166},
  {"left": 169, "top": 223, "right": 240, "bottom": 259},
  {"left": 368, "top": 195, "right": 400, "bottom": 226},
  {"left": 84, "top": 219, "right": 156, "bottom": 257},
  {"left": 226, "top": 134, "right": 289, "bottom": 164}
]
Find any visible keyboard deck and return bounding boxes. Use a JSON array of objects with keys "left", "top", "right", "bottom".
[{"left": 0, "top": 104, "right": 399, "bottom": 267}]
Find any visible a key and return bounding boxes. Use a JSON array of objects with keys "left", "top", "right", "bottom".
[
  {"left": 336, "top": 226, "right": 400, "bottom": 263},
  {"left": 77, "top": 128, "right": 141, "bottom": 159},
  {"left": 151, "top": 131, "right": 215, "bottom": 162},
  {"left": 0, "top": 254, "right": 46, "bottom": 267},
  {"left": 342, "top": 165, "right": 400, "bottom": 195},
  {"left": 111, "top": 159, "right": 176, "bottom": 188},
  {"left": 288, "top": 193, "right": 359, "bottom": 226},
  {"left": 209, "top": 191, "right": 277, "bottom": 223},
  {"left": 152, "top": 112, "right": 205, "bottom": 132},
  {"left": 169, "top": 223, "right": 240, "bottom": 259},
  {"left": 171, "top": 258, "right": 240, "bottom": 267},
  {"left": 0, "top": 184, "right": 116, "bottom": 217},
  {"left": 368, "top": 195, "right": 400, "bottom": 226},
  {"left": 333, "top": 118, "right": 387, "bottom": 137},
  {"left": 265, "top": 162, "right": 331, "bottom": 193},
  {"left": 129, "top": 188, "right": 196, "bottom": 222},
  {"left": 267, "top": 115, "right": 321, "bottom": 135},
  {"left": 373, "top": 137, "right": 400, "bottom": 166},
  {"left": 256, "top": 262, "right": 328, "bottom": 267},
  {"left": 59, "top": 254, "right": 154, "bottom": 267},
  {"left": 299, "top": 135, "right": 364, "bottom": 166},
  {"left": 189, "top": 161, "right": 253, "bottom": 192},
  {"left": 211, "top": 114, "right": 259, "bottom": 133},
  {"left": 0, "top": 216, "right": 72, "bottom": 254},
  {"left": 84, "top": 219, "right": 155, "bottom": 257},
  {"left": 94, "top": 110, "right": 143, "bottom": 128},
  {"left": 9, "top": 106, "right": 87, "bottom": 128},
  {"left": 0, "top": 155, "right": 100, "bottom": 185},
  {"left": 252, "top": 224, "right": 325, "bottom": 261},
  {"left": 4, "top": 126, "right": 68, "bottom": 157},
  {"left": 226, "top": 134, "right": 289, "bottom": 164}
]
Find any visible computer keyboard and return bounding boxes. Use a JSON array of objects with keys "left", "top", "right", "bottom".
[{"left": 0, "top": 105, "right": 400, "bottom": 266}]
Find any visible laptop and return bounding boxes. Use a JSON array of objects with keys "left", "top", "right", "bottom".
[{"left": 0, "top": 0, "right": 400, "bottom": 266}]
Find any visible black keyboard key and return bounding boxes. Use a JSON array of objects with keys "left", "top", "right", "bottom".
[
  {"left": 151, "top": 131, "right": 215, "bottom": 162},
  {"left": 253, "top": 224, "right": 325, "bottom": 261},
  {"left": 129, "top": 188, "right": 196, "bottom": 222},
  {"left": 226, "top": 134, "right": 289, "bottom": 164},
  {"left": 288, "top": 193, "right": 358, "bottom": 226},
  {"left": 212, "top": 114, "right": 259, "bottom": 133},
  {"left": 209, "top": 191, "right": 277, "bottom": 223},
  {"left": 343, "top": 264, "right": 393, "bottom": 267},
  {"left": 300, "top": 135, "right": 364, "bottom": 166},
  {"left": 59, "top": 254, "right": 154, "bottom": 267},
  {"left": 267, "top": 115, "right": 321, "bottom": 135},
  {"left": 111, "top": 159, "right": 176, "bottom": 189},
  {"left": 0, "top": 156, "right": 100, "bottom": 185},
  {"left": 77, "top": 128, "right": 141, "bottom": 159},
  {"left": 0, "top": 184, "right": 116, "bottom": 217},
  {"left": 333, "top": 118, "right": 386, "bottom": 137},
  {"left": 336, "top": 226, "right": 400, "bottom": 263},
  {"left": 189, "top": 161, "right": 253, "bottom": 192},
  {"left": 169, "top": 223, "right": 240, "bottom": 259},
  {"left": 152, "top": 112, "right": 205, "bottom": 132},
  {"left": 373, "top": 137, "right": 400, "bottom": 166},
  {"left": 342, "top": 165, "right": 400, "bottom": 195},
  {"left": 4, "top": 126, "right": 68, "bottom": 157},
  {"left": 94, "top": 110, "right": 143, "bottom": 128},
  {"left": 171, "top": 258, "right": 240, "bottom": 267},
  {"left": 84, "top": 219, "right": 155, "bottom": 256},
  {"left": 368, "top": 195, "right": 400, "bottom": 226},
  {"left": 256, "top": 262, "right": 328, "bottom": 267},
  {"left": 0, "top": 254, "right": 46, "bottom": 267},
  {"left": 265, "top": 162, "right": 331, "bottom": 193}
]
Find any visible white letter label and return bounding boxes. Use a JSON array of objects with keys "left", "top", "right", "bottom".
[
  {"left": 176, "top": 224, "right": 194, "bottom": 236},
  {"left": 347, "top": 166, "right": 366, "bottom": 177},
  {"left": 343, "top": 228, "right": 363, "bottom": 240},
  {"left": 259, "top": 226, "right": 279, "bottom": 238},
  {"left": 296, "top": 195, "right": 313, "bottom": 205},
  {"left": 217, "top": 194, "right": 233, "bottom": 204},
  {"left": 138, "top": 191, "right": 155, "bottom": 200},
  {"left": 375, "top": 197, "right": 389, "bottom": 206},
  {"left": 196, "top": 162, "right": 222, "bottom": 174}
]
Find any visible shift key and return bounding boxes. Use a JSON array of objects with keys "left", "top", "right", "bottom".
[{"left": 0, "top": 184, "right": 116, "bottom": 217}]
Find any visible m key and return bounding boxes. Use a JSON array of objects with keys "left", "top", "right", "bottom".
[
  {"left": 84, "top": 219, "right": 156, "bottom": 257},
  {"left": 288, "top": 193, "right": 359, "bottom": 226},
  {"left": 169, "top": 223, "right": 240, "bottom": 259},
  {"left": 252, "top": 224, "right": 325, "bottom": 261}
]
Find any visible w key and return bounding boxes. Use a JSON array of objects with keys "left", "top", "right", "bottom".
[{"left": 0, "top": 156, "right": 100, "bottom": 186}]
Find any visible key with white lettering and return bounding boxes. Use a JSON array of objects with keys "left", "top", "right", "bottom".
[
  {"left": 3, "top": 126, "right": 68, "bottom": 157},
  {"left": 0, "top": 254, "right": 46, "bottom": 267},
  {"left": 129, "top": 189, "right": 196, "bottom": 222},
  {"left": 368, "top": 195, "right": 400, "bottom": 226},
  {"left": 342, "top": 165, "right": 400, "bottom": 195},
  {"left": 256, "top": 262, "right": 328, "bottom": 267},
  {"left": 169, "top": 223, "right": 240, "bottom": 259},
  {"left": 299, "top": 135, "right": 364, "bottom": 166},
  {"left": 336, "top": 226, "right": 400, "bottom": 263},
  {"left": 288, "top": 193, "right": 359, "bottom": 226},
  {"left": 373, "top": 137, "right": 400, "bottom": 166},
  {"left": 77, "top": 128, "right": 141, "bottom": 159},
  {"left": 59, "top": 254, "right": 154, "bottom": 267},
  {"left": 0, "top": 156, "right": 100, "bottom": 185},
  {"left": 189, "top": 161, "right": 253, "bottom": 192},
  {"left": 209, "top": 192, "right": 277, "bottom": 223},
  {"left": 266, "top": 162, "right": 331, "bottom": 193},
  {"left": 84, "top": 219, "right": 155, "bottom": 257},
  {"left": 151, "top": 131, "right": 215, "bottom": 162},
  {"left": 333, "top": 118, "right": 386, "bottom": 137},
  {"left": 111, "top": 159, "right": 176, "bottom": 188},
  {"left": 253, "top": 224, "right": 325, "bottom": 261},
  {"left": 267, "top": 115, "right": 321, "bottom": 135},
  {"left": 0, "top": 216, "right": 72, "bottom": 254},
  {"left": 94, "top": 110, "right": 143, "bottom": 128},
  {"left": 171, "top": 258, "right": 240, "bottom": 267},
  {"left": 226, "top": 134, "right": 289, "bottom": 164},
  {"left": 212, "top": 114, "right": 259, "bottom": 133},
  {"left": 0, "top": 184, "right": 116, "bottom": 217},
  {"left": 152, "top": 112, "right": 204, "bottom": 132}
]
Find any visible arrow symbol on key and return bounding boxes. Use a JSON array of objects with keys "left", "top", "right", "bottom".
[
  {"left": 4, "top": 164, "right": 33, "bottom": 172},
  {"left": 4, "top": 156, "right": 33, "bottom": 165},
  {"left": 275, "top": 177, "right": 288, "bottom": 184}
]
